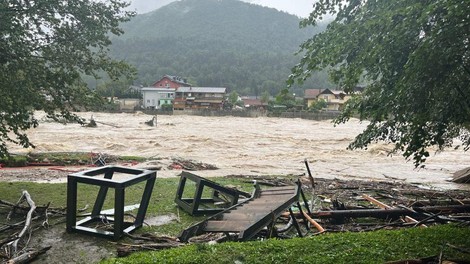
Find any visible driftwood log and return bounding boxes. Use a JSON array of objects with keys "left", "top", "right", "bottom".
[
  {"left": 6, "top": 246, "right": 51, "bottom": 264},
  {"left": 7, "top": 191, "right": 37, "bottom": 256}
]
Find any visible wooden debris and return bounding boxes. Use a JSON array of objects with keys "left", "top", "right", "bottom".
[
  {"left": 301, "top": 209, "right": 325, "bottom": 233},
  {"left": 116, "top": 235, "right": 183, "bottom": 257},
  {"left": 6, "top": 246, "right": 51, "bottom": 264},
  {"left": 145, "top": 116, "right": 157, "bottom": 127},
  {"left": 85, "top": 115, "right": 97, "bottom": 127},
  {"left": 8, "top": 191, "right": 37, "bottom": 256},
  {"left": 0, "top": 191, "right": 66, "bottom": 263},
  {"left": 362, "top": 194, "right": 425, "bottom": 226},
  {"left": 452, "top": 167, "right": 470, "bottom": 183},
  {"left": 168, "top": 158, "right": 217, "bottom": 170}
]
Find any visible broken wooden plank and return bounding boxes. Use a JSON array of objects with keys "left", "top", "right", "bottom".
[
  {"left": 362, "top": 194, "right": 425, "bottom": 227},
  {"left": 301, "top": 209, "right": 325, "bottom": 233}
]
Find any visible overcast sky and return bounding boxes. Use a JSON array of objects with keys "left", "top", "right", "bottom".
[{"left": 127, "top": 0, "right": 315, "bottom": 18}]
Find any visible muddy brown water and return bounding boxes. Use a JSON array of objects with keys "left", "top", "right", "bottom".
[
  {"left": 2, "top": 111, "right": 469, "bottom": 262},
  {"left": 4, "top": 111, "right": 469, "bottom": 190}
]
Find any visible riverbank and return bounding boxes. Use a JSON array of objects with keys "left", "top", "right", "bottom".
[{"left": 3, "top": 111, "right": 469, "bottom": 190}]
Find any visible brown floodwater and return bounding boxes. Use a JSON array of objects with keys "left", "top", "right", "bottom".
[{"left": 7, "top": 111, "right": 469, "bottom": 190}]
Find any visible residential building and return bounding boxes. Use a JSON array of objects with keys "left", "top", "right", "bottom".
[
  {"left": 241, "top": 97, "right": 268, "bottom": 110},
  {"left": 174, "top": 87, "right": 227, "bottom": 110},
  {"left": 317, "top": 89, "right": 353, "bottom": 111},
  {"left": 141, "top": 87, "right": 175, "bottom": 109},
  {"left": 303, "top": 88, "right": 323, "bottom": 108},
  {"left": 152, "top": 75, "right": 191, "bottom": 88}
]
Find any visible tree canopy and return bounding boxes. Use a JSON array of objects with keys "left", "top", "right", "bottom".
[
  {"left": 289, "top": 0, "right": 470, "bottom": 167},
  {"left": 0, "top": 0, "right": 135, "bottom": 157}
]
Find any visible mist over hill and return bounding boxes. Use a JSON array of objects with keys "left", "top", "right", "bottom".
[{"left": 110, "top": 0, "right": 331, "bottom": 96}]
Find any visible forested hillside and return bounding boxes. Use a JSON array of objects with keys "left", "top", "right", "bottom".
[{"left": 109, "top": 0, "right": 332, "bottom": 96}]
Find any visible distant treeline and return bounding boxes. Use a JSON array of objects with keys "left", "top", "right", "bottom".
[{"left": 106, "top": 0, "right": 334, "bottom": 97}]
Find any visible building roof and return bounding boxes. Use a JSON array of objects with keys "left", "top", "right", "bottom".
[
  {"left": 165, "top": 75, "right": 191, "bottom": 85},
  {"left": 304, "top": 89, "right": 324, "bottom": 99},
  {"left": 152, "top": 75, "right": 192, "bottom": 86},
  {"left": 242, "top": 98, "right": 267, "bottom": 106},
  {"left": 141, "top": 87, "right": 175, "bottom": 92},
  {"left": 318, "top": 89, "right": 345, "bottom": 96},
  {"left": 176, "top": 87, "right": 227, "bottom": 93}
]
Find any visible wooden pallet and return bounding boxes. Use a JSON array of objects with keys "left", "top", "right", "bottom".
[{"left": 179, "top": 183, "right": 302, "bottom": 242}]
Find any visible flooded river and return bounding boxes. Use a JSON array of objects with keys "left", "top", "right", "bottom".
[{"left": 6, "top": 111, "right": 469, "bottom": 189}]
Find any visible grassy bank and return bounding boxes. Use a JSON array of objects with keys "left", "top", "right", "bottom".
[
  {"left": 0, "top": 177, "right": 254, "bottom": 237},
  {"left": 0, "top": 152, "right": 147, "bottom": 167},
  {"left": 103, "top": 224, "right": 470, "bottom": 264},
  {"left": 1, "top": 178, "right": 469, "bottom": 263}
]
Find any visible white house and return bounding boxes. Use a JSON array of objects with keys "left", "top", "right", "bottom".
[{"left": 141, "top": 87, "right": 175, "bottom": 109}]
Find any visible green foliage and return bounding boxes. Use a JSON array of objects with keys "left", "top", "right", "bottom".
[
  {"left": 103, "top": 225, "right": 470, "bottom": 263},
  {"left": 275, "top": 88, "right": 296, "bottom": 109},
  {"left": 228, "top": 91, "right": 240, "bottom": 105},
  {"left": 289, "top": 0, "right": 470, "bottom": 167},
  {"left": 309, "top": 99, "right": 327, "bottom": 112},
  {"left": 110, "top": 0, "right": 331, "bottom": 96},
  {"left": 0, "top": 0, "right": 136, "bottom": 158},
  {"left": 160, "top": 103, "right": 174, "bottom": 112},
  {"left": 0, "top": 155, "right": 28, "bottom": 167},
  {"left": 260, "top": 90, "right": 271, "bottom": 104},
  {"left": 95, "top": 76, "right": 140, "bottom": 99},
  {"left": 0, "top": 152, "right": 148, "bottom": 167}
]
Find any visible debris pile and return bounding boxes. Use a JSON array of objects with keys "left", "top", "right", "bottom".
[
  {"left": 0, "top": 191, "right": 66, "bottom": 263},
  {"left": 234, "top": 175, "right": 470, "bottom": 234},
  {"left": 168, "top": 158, "right": 218, "bottom": 171}
]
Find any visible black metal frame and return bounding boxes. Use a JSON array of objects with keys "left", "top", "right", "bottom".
[
  {"left": 175, "top": 171, "right": 251, "bottom": 216},
  {"left": 66, "top": 166, "right": 156, "bottom": 240}
]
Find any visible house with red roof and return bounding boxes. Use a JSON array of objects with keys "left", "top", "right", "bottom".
[{"left": 152, "top": 75, "right": 192, "bottom": 88}]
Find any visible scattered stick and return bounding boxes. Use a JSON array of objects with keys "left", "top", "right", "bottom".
[
  {"left": 8, "top": 191, "right": 37, "bottom": 256},
  {"left": 116, "top": 242, "right": 183, "bottom": 257},
  {"left": 6, "top": 246, "right": 51, "bottom": 264},
  {"left": 362, "top": 194, "right": 426, "bottom": 227}
]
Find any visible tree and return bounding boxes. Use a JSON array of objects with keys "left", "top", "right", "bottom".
[
  {"left": 228, "top": 91, "right": 240, "bottom": 106},
  {"left": 260, "top": 90, "right": 271, "bottom": 104},
  {"left": 0, "top": 0, "right": 136, "bottom": 158},
  {"left": 309, "top": 99, "right": 327, "bottom": 112},
  {"left": 289, "top": 0, "right": 470, "bottom": 167},
  {"left": 275, "top": 88, "right": 296, "bottom": 109}
]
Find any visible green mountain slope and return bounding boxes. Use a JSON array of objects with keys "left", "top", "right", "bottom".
[{"left": 110, "top": 0, "right": 331, "bottom": 95}]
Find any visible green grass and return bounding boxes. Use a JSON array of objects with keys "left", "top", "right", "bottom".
[
  {"left": 0, "top": 152, "right": 148, "bottom": 167},
  {"left": 2, "top": 178, "right": 469, "bottom": 264},
  {"left": 102, "top": 225, "right": 470, "bottom": 264},
  {"left": 0, "top": 177, "right": 253, "bottom": 237}
]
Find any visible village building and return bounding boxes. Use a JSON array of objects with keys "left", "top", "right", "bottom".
[
  {"left": 241, "top": 97, "right": 268, "bottom": 111},
  {"left": 141, "top": 87, "right": 175, "bottom": 109},
  {"left": 174, "top": 87, "right": 227, "bottom": 110},
  {"left": 317, "top": 89, "right": 353, "bottom": 111},
  {"left": 303, "top": 88, "right": 323, "bottom": 108},
  {"left": 152, "top": 75, "right": 191, "bottom": 88}
]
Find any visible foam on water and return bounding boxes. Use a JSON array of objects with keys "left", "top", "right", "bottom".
[{"left": 6, "top": 111, "right": 470, "bottom": 190}]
